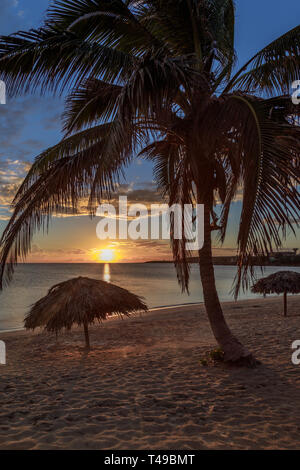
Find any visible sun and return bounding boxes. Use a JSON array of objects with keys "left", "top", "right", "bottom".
[{"left": 99, "top": 249, "right": 115, "bottom": 262}]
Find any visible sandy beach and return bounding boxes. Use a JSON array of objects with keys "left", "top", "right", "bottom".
[{"left": 0, "top": 295, "right": 300, "bottom": 450}]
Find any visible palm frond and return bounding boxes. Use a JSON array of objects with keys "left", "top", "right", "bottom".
[
  {"left": 227, "top": 95, "right": 300, "bottom": 296},
  {"left": 46, "top": 0, "right": 164, "bottom": 54},
  {"left": 224, "top": 24, "right": 300, "bottom": 94},
  {"left": 13, "top": 123, "right": 118, "bottom": 202},
  {"left": 139, "top": 135, "right": 195, "bottom": 292},
  {"left": 0, "top": 27, "right": 134, "bottom": 96},
  {"left": 0, "top": 125, "right": 134, "bottom": 288},
  {"left": 63, "top": 79, "right": 122, "bottom": 133}
]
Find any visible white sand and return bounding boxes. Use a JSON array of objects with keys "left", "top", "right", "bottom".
[{"left": 0, "top": 295, "right": 300, "bottom": 450}]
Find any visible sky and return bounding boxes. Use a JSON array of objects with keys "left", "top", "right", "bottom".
[{"left": 0, "top": 0, "right": 299, "bottom": 263}]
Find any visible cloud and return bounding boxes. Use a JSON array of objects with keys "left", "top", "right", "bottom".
[
  {"left": 0, "top": 100, "right": 38, "bottom": 158},
  {"left": 0, "top": 159, "right": 30, "bottom": 219},
  {"left": 0, "top": 96, "right": 63, "bottom": 160},
  {"left": 0, "top": 0, "right": 26, "bottom": 34},
  {"left": 42, "top": 113, "right": 63, "bottom": 131},
  {"left": 28, "top": 244, "right": 92, "bottom": 263},
  {"left": 0, "top": 96, "right": 65, "bottom": 222},
  {"left": 112, "top": 182, "right": 164, "bottom": 205},
  {"left": 72, "top": 182, "right": 165, "bottom": 218}
]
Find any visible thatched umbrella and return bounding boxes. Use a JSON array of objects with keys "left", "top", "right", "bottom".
[
  {"left": 251, "top": 271, "right": 300, "bottom": 317},
  {"left": 25, "top": 277, "right": 148, "bottom": 349}
]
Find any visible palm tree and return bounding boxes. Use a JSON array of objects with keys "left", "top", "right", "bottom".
[{"left": 0, "top": 0, "right": 299, "bottom": 365}]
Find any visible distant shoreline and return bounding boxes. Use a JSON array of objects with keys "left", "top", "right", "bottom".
[
  {"left": 145, "top": 260, "right": 300, "bottom": 267},
  {"left": 12, "top": 261, "right": 300, "bottom": 266}
]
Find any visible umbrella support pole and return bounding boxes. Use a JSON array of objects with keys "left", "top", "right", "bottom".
[
  {"left": 84, "top": 322, "right": 90, "bottom": 350},
  {"left": 284, "top": 292, "right": 287, "bottom": 317}
]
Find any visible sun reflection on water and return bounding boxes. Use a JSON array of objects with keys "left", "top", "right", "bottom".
[{"left": 103, "top": 263, "right": 111, "bottom": 283}]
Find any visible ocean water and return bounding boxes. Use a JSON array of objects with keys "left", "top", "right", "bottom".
[{"left": 0, "top": 263, "right": 299, "bottom": 332}]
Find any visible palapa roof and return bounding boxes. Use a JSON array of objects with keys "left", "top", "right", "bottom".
[
  {"left": 251, "top": 271, "right": 300, "bottom": 295},
  {"left": 25, "top": 276, "right": 148, "bottom": 332}
]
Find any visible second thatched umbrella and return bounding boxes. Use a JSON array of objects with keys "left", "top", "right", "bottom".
[
  {"left": 251, "top": 271, "right": 300, "bottom": 317},
  {"left": 25, "top": 276, "right": 148, "bottom": 349}
]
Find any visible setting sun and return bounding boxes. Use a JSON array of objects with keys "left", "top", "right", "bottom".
[{"left": 99, "top": 249, "right": 115, "bottom": 262}]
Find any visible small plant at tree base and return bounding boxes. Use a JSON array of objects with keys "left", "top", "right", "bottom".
[
  {"left": 200, "top": 357, "right": 208, "bottom": 367},
  {"left": 209, "top": 348, "right": 225, "bottom": 362}
]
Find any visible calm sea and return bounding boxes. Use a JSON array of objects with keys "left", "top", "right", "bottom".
[{"left": 0, "top": 263, "right": 299, "bottom": 332}]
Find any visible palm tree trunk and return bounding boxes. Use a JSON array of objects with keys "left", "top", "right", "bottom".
[
  {"left": 84, "top": 322, "right": 90, "bottom": 350},
  {"left": 198, "top": 205, "right": 258, "bottom": 366}
]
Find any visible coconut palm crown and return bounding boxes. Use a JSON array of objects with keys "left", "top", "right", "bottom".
[{"left": 0, "top": 1, "right": 299, "bottom": 364}]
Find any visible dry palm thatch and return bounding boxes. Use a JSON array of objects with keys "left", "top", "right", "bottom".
[
  {"left": 251, "top": 271, "right": 300, "bottom": 317},
  {"left": 25, "top": 276, "right": 148, "bottom": 349}
]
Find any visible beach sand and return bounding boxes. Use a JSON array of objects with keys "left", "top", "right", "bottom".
[{"left": 0, "top": 295, "right": 300, "bottom": 450}]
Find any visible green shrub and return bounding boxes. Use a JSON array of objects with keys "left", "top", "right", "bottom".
[{"left": 209, "top": 348, "right": 225, "bottom": 362}]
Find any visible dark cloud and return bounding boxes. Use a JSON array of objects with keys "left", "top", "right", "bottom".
[
  {"left": 0, "top": 95, "right": 64, "bottom": 162},
  {"left": 30, "top": 244, "right": 89, "bottom": 260},
  {"left": 112, "top": 182, "right": 164, "bottom": 205},
  {"left": 78, "top": 182, "right": 165, "bottom": 216},
  {"left": 42, "top": 113, "right": 63, "bottom": 131},
  {"left": 0, "top": 98, "right": 43, "bottom": 157},
  {"left": 21, "top": 139, "right": 45, "bottom": 150}
]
